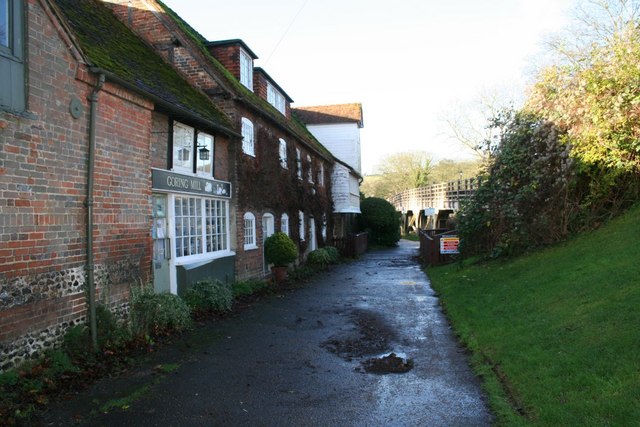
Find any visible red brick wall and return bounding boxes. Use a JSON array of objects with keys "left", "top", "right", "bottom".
[
  {"left": 151, "top": 112, "right": 170, "bottom": 170},
  {"left": 253, "top": 70, "right": 268, "bottom": 101},
  {"left": 207, "top": 44, "right": 241, "bottom": 82},
  {"left": 0, "top": 0, "right": 153, "bottom": 371}
]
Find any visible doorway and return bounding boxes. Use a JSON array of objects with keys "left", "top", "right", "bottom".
[
  {"left": 262, "top": 213, "right": 275, "bottom": 273},
  {"left": 152, "top": 193, "right": 171, "bottom": 293}
]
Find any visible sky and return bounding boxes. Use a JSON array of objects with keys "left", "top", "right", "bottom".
[{"left": 162, "top": 0, "right": 576, "bottom": 174}]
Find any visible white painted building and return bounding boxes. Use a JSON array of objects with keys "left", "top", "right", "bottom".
[{"left": 293, "top": 104, "right": 364, "bottom": 237}]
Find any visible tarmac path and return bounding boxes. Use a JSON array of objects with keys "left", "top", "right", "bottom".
[{"left": 38, "top": 240, "right": 492, "bottom": 426}]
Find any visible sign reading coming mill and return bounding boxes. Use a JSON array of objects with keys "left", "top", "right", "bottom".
[{"left": 152, "top": 169, "right": 231, "bottom": 198}]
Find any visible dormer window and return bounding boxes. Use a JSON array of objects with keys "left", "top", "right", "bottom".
[
  {"left": 240, "top": 49, "right": 253, "bottom": 91},
  {"left": 267, "top": 83, "right": 285, "bottom": 114}
]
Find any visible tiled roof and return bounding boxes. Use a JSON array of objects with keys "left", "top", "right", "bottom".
[
  {"left": 293, "top": 103, "right": 364, "bottom": 128},
  {"left": 52, "top": 0, "right": 234, "bottom": 133}
]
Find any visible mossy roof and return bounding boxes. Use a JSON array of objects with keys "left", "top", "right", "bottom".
[
  {"left": 52, "top": 0, "right": 234, "bottom": 133},
  {"left": 156, "top": 1, "right": 333, "bottom": 160}
]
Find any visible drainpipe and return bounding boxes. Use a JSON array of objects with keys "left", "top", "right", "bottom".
[{"left": 86, "top": 73, "right": 105, "bottom": 351}]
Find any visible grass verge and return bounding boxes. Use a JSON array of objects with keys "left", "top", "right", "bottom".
[{"left": 428, "top": 204, "right": 640, "bottom": 426}]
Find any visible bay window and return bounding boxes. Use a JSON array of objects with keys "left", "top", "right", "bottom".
[{"left": 174, "top": 196, "right": 228, "bottom": 259}]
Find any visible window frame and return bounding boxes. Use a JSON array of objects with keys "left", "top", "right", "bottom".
[
  {"left": 173, "top": 195, "right": 230, "bottom": 264},
  {"left": 279, "top": 138, "right": 287, "bottom": 169},
  {"left": 0, "top": 0, "right": 9, "bottom": 50},
  {"left": 172, "top": 122, "right": 195, "bottom": 174},
  {"left": 267, "top": 83, "right": 285, "bottom": 114},
  {"left": 241, "top": 117, "right": 255, "bottom": 157},
  {"left": 281, "top": 213, "right": 289, "bottom": 236},
  {"left": 239, "top": 48, "right": 253, "bottom": 91},
  {"left": 306, "top": 155, "right": 313, "bottom": 183},
  {"left": 171, "top": 122, "right": 216, "bottom": 177},
  {"left": 296, "top": 148, "right": 302, "bottom": 179},
  {"left": 318, "top": 162, "right": 325, "bottom": 187},
  {"left": 299, "top": 210, "right": 305, "bottom": 241},
  {"left": 0, "top": 0, "right": 24, "bottom": 112},
  {"left": 196, "top": 131, "right": 214, "bottom": 176},
  {"left": 243, "top": 212, "right": 257, "bottom": 250}
]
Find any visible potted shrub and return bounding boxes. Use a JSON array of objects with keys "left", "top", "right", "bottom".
[{"left": 264, "top": 232, "right": 298, "bottom": 282}]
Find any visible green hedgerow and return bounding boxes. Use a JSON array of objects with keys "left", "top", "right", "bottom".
[
  {"left": 130, "top": 289, "right": 191, "bottom": 338},
  {"left": 360, "top": 197, "right": 400, "bottom": 247},
  {"left": 183, "top": 279, "right": 233, "bottom": 314}
]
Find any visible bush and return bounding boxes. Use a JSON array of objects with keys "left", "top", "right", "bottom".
[
  {"left": 130, "top": 289, "right": 191, "bottom": 338},
  {"left": 232, "top": 279, "right": 269, "bottom": 298},
  {"left": 183, "top": 279, "right": 233, "bottom": 314},
  {"left": 323, "top": 246, "right": 340, "bottom": 263},
  {"left": 360, "top": 197, "right": 400, "bottom": 246},
  {"left": 307, "top": 248, "right": 332, "bottom": 268},
  {"left": 95, "top": 304, "right": 131, "bottom": 350},
  {"left": 264, "top": 232, "right": 298, "bottom": 266}
]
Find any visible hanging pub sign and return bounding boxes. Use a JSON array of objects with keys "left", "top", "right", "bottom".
[
  {"left": 440, "top": 235, "right": 460, "bottom": 254},
  {"left": 152, "top": 169, "right": 231, "bottom": 198}
]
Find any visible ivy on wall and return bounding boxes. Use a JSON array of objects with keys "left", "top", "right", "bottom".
[{"left": 237, "top": 126, "right": 334, "bottom": 246}]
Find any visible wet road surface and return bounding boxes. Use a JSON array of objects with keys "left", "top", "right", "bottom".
[{"left": 39, "top": 240, "right": 492, "bottom": 426}]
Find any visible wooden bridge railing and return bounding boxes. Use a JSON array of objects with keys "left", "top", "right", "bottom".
[{"left": 388, "top": 177, "right": 481, "bottom": 213}]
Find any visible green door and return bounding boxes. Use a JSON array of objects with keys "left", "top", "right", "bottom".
[{"left": 152, "top": 194, "right": 171, "bottom": 293}]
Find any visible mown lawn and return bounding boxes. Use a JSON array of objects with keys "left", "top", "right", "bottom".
[{"left": 428, "top": 204, "right": 640, "bottom": 426}]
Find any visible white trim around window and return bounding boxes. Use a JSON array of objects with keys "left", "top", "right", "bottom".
[
  {"left": 172, "top": 195, "right": 231, "bottom": 265},
  {"left": 279, "top": 138, "right": 287, "bottom": 169},
  {"left": 244, "top": 212, "right": 257, "bottom": 250},
  {"left": 240, "top": 48, "right": 253, "bottom": 91},
  {"left": 296, "top": 148, "right": 302, "bottom": 179},
  {"left": 241, "top": 117, "right": 255, "bottom": 157},
  {"left": 267, "top": 82, "right": 286, "bottom": 114},
  {"left": 306, "top": 154, "right": 313, "bottom": 183},
  {"left": 173, "top": 122, "right": 195, "bottom": 174},
  {"left": 299, "top": 210, "right": 305, "bottom": 241},
  {"left": 281, "top": 213, "right": 289, "bottom": 235}
]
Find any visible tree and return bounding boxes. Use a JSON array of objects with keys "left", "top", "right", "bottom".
[
  {"left": 458, "top": 111, "right": 575, "bottom": 257},
  {"left": 360, "top": 197, "right": 400, "bottom": 247},
  {"left": 367, "top": 151, "right": 432, "bottom": 198},
  {"left": 529, "top": 0, "right": 640, "bottom": 172},
  {"left": 442, "top": 88, "right": 520, "bottom": 162},
  {"left": 429, "top": 159, "right": 483, "bottom": 183}
]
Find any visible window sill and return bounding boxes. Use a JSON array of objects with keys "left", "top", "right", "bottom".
[
  {"left": 244, "top": 244, "right": 258, "bottom": 251},
  {"left": 174, "top": 250, "right": 235, "bottom": 266}
]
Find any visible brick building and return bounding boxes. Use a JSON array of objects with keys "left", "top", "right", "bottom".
[
  {"left": 102, "top": 1, "right": 336, "bottom": 281},
  {"left": 0, "top": 0, "right": 351, "bottom": 371},
  {"left": 0, "top": 0, "right": 236, "bottom": 371}
]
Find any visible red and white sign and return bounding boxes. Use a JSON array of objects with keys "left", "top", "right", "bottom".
[{"left": 440, "top": 236, "right": 460, "bottom": 254}]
